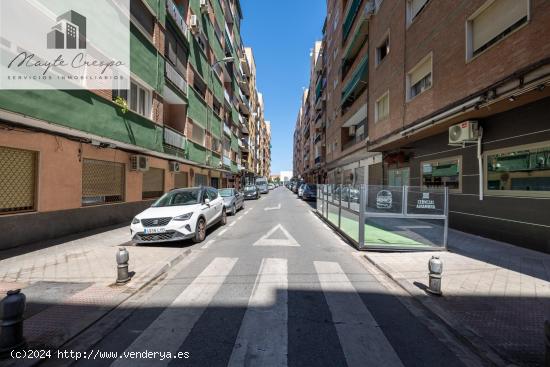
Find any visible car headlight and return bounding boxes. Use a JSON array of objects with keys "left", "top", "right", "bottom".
[
  {"left": 173, "top": 213, "right": 193, "bottom": 221},
  {"left": 132, "top": 217, "right": 140, "bottom": 224}
]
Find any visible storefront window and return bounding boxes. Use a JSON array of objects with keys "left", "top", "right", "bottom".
[
  {"left": 486, "top": 143, "right": 550, "bottom": 196},
  {"left": 421, "top": 158, "right": 461, "bottom": 191},
  {"left": 388, "top": 167, "right": 409, "bottom": 187}
]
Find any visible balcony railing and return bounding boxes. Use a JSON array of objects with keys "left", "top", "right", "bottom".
[
  {"left": 165, "top": 61, "right": 187, "bottom": 96},
  {"left": 166, "top": 0, "right": 188, "bottom": 38},
  {"left": 342, "top": 0, "right": 362, "bottom": 42},
  {"left": 223, "top": 155, "right": 231, "bottom": 167},
  {"left": 223, "top": 123, "right": 232, "bottom": 136},
  {"left": 224, "top": 90, "right": 231, "bottom": 105},
  {"left": 164, "top": 127, "right": 187, "bottom": 150}
]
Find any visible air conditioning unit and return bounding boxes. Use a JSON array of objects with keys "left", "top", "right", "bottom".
[
  {"left": 130, "top": 155, "right": 149, "bottom": 172},
  {"left": 189, "top": 15, "right": 199, "bottom": 34},
  {"left": 199, "top": 0, "right": 209, "bottom": 14},
  {"left": 348, "top": 125, "right": 356, "bottom": 136},
  {"left": 169, "top": 161, "right": 181, "bottom": 172},
  {"left": 449, "top": 121, "right": 479, "bottom": 144}
]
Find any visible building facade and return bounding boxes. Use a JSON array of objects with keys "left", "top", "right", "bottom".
[
  {"left": 294, "top": 0, "right": 550, "bottom": 252},
  {"left": 0, "top": 0, "right": 271, "bottom": 250}
]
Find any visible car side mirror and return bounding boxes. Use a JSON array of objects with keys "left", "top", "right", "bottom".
[{"left": 204, "top": 198, "right": 210, "bottom": 205}]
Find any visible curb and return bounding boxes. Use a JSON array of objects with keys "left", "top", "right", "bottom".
[
  {"left": 361, "top": 254, "right": 515, "bottom": 367},
  {"left": 5, "top": 248, "right": 192, "bottom": 367}
]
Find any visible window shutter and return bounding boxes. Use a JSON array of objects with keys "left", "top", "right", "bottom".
[
  {"left": 410, "top": 56, "right": 432, "bottom": 86},
  {"left": 472, "top": 0, "right": 528, "bottom": 52}
]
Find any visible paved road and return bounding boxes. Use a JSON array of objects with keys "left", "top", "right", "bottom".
[{"left": 65, "top": 188, "right": 480, "bottom": 367}]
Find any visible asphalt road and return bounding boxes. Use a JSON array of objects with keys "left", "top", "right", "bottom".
[{"left": 68, "top": 188, "right": 481, "bottom": 367}]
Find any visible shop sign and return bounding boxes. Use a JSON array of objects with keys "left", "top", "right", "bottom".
[
  {"left": 376, "top": 190, "right": 392, "bottom": 209},
  {"left": 416, "top": 192, "right": 436, "bottom": 209}
]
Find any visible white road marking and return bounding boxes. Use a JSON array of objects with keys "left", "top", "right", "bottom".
[
  {"left": 217, "top": 229, "right": 228, "bottom": 237},
  {"left": 252, "top": 224, "right": 300, "bottom": 247},
  {"left": 228, "top": 258, "right": 288, "bottom": 367},
  {"left": 314, "top": 261, "right": 404, "bottom": 367},
  {"left": 201, "top": 239, "right": 215, "bottom": 249},
  {"left": 264, "top": 203, "right": 281, "bottom": 211},
  {"left": 111, "top": 257, "right": 238, "bottom": 367},
  {"left": 229, "top": 221, "right": 237, "bottom": 227},
  {"left": 244, "top": 209, "right": 252, "bottom": 215}
]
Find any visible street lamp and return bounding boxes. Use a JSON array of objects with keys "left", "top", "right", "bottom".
[{"left": 206, "top": 56, "right": 234, "bottom": 186}]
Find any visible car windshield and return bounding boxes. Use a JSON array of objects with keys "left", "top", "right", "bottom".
[
  {"left": 218, "top": 189, "right": 234, "bottom": 197},
  {"left": 244, "top": 185, "right": 256, "bottom": 192},
  {"left": 307, "top": 185, "right": 317, "bottom": 190},
  {"left": 151, "top": 189, "right": 201, "bottom": 207}
]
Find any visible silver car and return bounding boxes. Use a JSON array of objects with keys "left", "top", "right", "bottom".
[{"left": 218, "top": 188, "right": 245, "bottom": 215}]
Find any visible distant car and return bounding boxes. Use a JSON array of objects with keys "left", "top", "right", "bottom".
[
  {"left": 256, "top": 177, "right": 269, "bottom": 194},
  {"left": 218, "top": 188, "right": 244, "bottom": 216},
  {"left": 268, "top": 183, "right": 275, "bottom": 190},
  {"left": 243, "top": 185, "right": 260, "bottom": 200},
  {"left": 131, "top": 187, "right": 226, "bottom": 244},
  {"left": 302, "top": 184, "right": 317, "bottom": 201},
  {"left": 298, "top": 183, "right": 306, "bottom": 198}
]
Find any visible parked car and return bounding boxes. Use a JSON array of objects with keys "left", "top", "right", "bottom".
[
  {"left": 268, "top": 183, "right": 275, "bottom": 190},
  {"left": 130, "top": 187, "right": 226, "bottom": 244},
  {"left": 243, "top": 184, "right": 260, "bottom": 200},
  {"left": 302, "top": 184, "right": 317, "bottom": 201},
  {"left": 218, "top": 188, "right": 244, "bottom": 216},
  {"left": 297, "top": 183, "right": 306, "bottom": 198},
  {"left": 256, "top": 177, "right": 269, "bottom": 194}
]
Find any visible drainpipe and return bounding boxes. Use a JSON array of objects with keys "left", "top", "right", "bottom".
[{"left": 477, "top": 127, "right": 484, "bottom": 201}]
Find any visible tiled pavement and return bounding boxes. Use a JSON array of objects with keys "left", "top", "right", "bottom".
[
  {"left": 365, "top": 228, "right": 550, "bottom": 367},
  {"left": 0, "top": 226, "right": 190, "bottom": 352}
]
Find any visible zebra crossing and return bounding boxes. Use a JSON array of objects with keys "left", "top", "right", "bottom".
[{"left": 102, "top": 256, "right": 405, "bottom": 367}]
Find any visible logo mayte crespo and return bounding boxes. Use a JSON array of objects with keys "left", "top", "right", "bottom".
[
  {"left": 0, "top": 0, "right": 130, "bottom": 90},
  {"left": 47, "top": 10, "right": 87, "bottom": 50}
]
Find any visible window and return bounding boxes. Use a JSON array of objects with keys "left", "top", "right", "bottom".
[
  {"left": 113, "top": 79, "right": 152, "bottom": 118},
  {"left": 421, "top": 157, "right": 461, "bottom": 191},
  {"left": 0, "top": 146, "right": 37, "bottom": 213},
  {"left": 407, "top": 53, "right": 432, "bottom": 100},
  {"left": 165, "top": 25, "right": 188, "bottom": 76},
  {"left": 375, "top": 91, "right": 389, "bottom": 122},
  {"left": 192, "top": 124, "right": 205, "bottom": 145},
  {"left": 174, "top": 172, "right": 189, "bottom": 189},
  {"left": 142, "top": 167, "right": 165, "bottom": 199},
  {"left": 467, "top": 0, "right": 529, "bottom": 59},
  {"left": 207, "top": 188, "right": 219, "bottom": 200},
  {"left": 388, "top": 167, "right": 410, "bottom": 187},
  {"left": 407, "top": 0, "right": 430, "bottom": 25},
  {"left": 486, "top": 142, "right": 550, "bottom": 197},
  {"left": 130, "top": 0, "right": 155, "bottom": 38},
  {"left": 195, "top": 173, "right": 208, "bottom": 186},
  {"left": 376, "top": 36, "right": 389, "bottom": 65},
  {"left": 193, "top": 74, "right": 207, "bottom": 101},
  {"left": 82, "top": 159, "right": 124, "bottom": 206}
]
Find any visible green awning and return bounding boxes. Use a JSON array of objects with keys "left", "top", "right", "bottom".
[{"left": 341, "top": 55, "right": 368, "bottom": 104}]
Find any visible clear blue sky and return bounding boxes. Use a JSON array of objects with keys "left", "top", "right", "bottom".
[{"left": 240, "top": 0, "right": 326, "bottom": 175}]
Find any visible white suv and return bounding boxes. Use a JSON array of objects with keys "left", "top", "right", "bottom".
[{"left": 130, "top": 187, "right": 226, "bottom": 244}]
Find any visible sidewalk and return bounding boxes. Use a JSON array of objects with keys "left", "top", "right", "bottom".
[
  {"left": 364, "top": 228, "right": 550, "bottom": 367},
  {"left": 0, "top": 226, "right": 190, "bottom": 354}
]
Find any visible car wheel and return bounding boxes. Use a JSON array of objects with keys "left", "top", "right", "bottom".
[
  {"left": 193, "top": 218, "right": 206, "bottom": 243},
  {"left": 221, "top": 208, "right": 227, "bottom": 225},
  {"left": 231, "top": 204, "right": 236, "bottom": 216}
]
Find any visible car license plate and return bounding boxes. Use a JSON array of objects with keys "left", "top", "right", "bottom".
[{"left": 144, "top": 228, "right": 166, "bottom": 234}]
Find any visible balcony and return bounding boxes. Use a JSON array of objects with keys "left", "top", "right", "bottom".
[
  {"left": 223, "top": 122, "right": 232, "bottom": 136},
  {"left": 241, "top": 137, "right": 250, "bottom": 152},
  {"left": 240, "top": 56, "right": 250, "bottom": 75},
  {"left": 239, "top": 90, "right": 250, "bottom": 115},
  {"left": 314, "top": 133, "right": 322, "bottom": 144},
  {"left": 342, "top": 0, "right": 362, "bottom": 42},
  {"left": 341, "top": 54, "right": 369, "bottom": 111},
  {"left": 166, "top": 0, "right": 188, "bottom": 38},
  {"left": 223, "top": 155, "right": 231, "bottom": 168},
  {"left": 165, "top": 61, "right": 187, "bottom": 96}
]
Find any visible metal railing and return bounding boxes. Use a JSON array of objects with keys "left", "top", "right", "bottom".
[
  {"left": 166, "top": 0, "right": 188, "bottom": 37},
  {"left": 316, "top": 184, "right": 448, "bottom": 251}
]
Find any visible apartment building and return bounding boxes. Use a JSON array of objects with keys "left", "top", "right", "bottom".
[
  {"left": 294, "top": 0, "right": 381, "bottom": 186},
  {"left": 367, "top": 0, "right": 550, "bottom": 252},
  {"left": 294, "top": 0, "right": 550, "bottom": 252},
  {"left": 0, "top": 0, "right": 270, "bottom": 250}
]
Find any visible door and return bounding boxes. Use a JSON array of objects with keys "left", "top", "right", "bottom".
[{"left": 207, "top": 188, "right": 223, "bottom": 222}]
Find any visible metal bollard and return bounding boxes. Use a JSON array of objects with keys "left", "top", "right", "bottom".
[
  {"left": 116, "top": 247, "right": 131, "bottom": 284},
  {"left": 0, "top": 289, "right": 27, "bottom": 356},
  {"left": 427, "top": 256, "right": 443, "bottom": 295}
]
